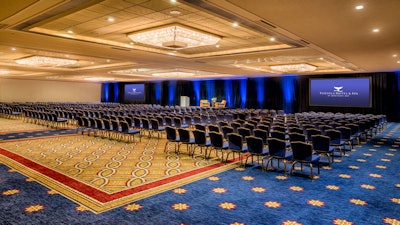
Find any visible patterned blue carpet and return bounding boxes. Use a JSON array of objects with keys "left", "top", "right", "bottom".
[{"left": 0, "top": 124, "right": 399, "bottom": 225}]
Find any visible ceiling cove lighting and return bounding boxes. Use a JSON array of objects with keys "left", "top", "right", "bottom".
[
  {"left": 270, "top": 63, "right": 317, "bottom": 73},
  {"left": 128, "top": 24, "right": 221, "bottom": 49},
  {"left": 152, "top": 71, "right": 194, "bottom": 77},
  {"left": 15, "top": 56, "right": 78, "bottom": 67}
]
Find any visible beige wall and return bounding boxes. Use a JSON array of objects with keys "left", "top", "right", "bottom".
[{"left": 0, "top": 79, "right": 101, "bottom": 102}]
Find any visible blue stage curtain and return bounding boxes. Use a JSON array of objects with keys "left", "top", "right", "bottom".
[{"left": 282, "top": 75, "right": 297, "bottom": 114}]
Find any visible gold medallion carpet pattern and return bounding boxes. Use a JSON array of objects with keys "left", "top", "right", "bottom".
[{"left": 0, "top": 120, "right": 238, "bottom": 213}]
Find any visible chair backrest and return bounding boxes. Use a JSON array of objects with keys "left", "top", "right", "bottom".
[
  {"left": 195, "top": 123, "right": 206, "bottom": 131},
  {"left": 289, "top": 133, "right": 306, "bottom": 142},
  {"left": 164, "top": 116, "right": 173, "bottom": 126},
  {"left": 267, "top": 138, "right": 286, "bottom": 157},
  {"left": 209, "top": 131, "right": 223, "bottom": 148},
  {"left": 111, "top": 120, "right": 120, "bottom": 131},
  {"left": 253, "top": 129, "right": 268, "bottom": 145},
  {"left": 288, "top": 127, "right": 303, "bottom": 135},
  {"left": 120, "top": 121, "right": 130, "bottom": 132},
  {"left": 192, "top": 129, "right": 207, "bottom": 145},
  {"left": 337, "top": 126, "right": 351, "bottom": 139},
  {"left": 141, "top": 118, "right": 150, "bottom": 129},
  {"left": 291, "top": 141, "right": 313, "bottom": 161},
  {"left": 230, "top": 122, "right": 241, "bottom": 132},
  {"left": 272, "top": 126, "right": 286, "bottom": 133},
  {"left": 325, "top": 129, "right": 342, "bottom": 143},
  {"left": 311, "top": 135, "right": 331, "bottom": 152},
  {"left": 238, "top": 127, "right": 251, "bottom": 141},
  {"left": 228, "top": 133, "right": 243, "bottom": 150},
  {"left": 257, "top": 124, "right": 270, "bottom": 132},
  {"left": 150, "top": 119, "right": 159, "bottom": 129},
  {"left": 347, "top": 123, "right": 359, "bottom": 135},
  {"left": 306, "top": 128, "right": 321, "bottom": 141},
  {"left": 173, "top": 117, "right": 183, "bottom": 128},
  {"left": 243, "top": 123, "right": 255, "bottom": 132},
  {"left": 165, "top": 126, "right": 177, "bottom": 141},
  {"left": 177, "top": 128, "right": 191, "bottom": 143},
  {"left": 221, "top": 126, "right": 234, "bottom": 139},
  {"left": 246, "top": 136, "right": 264, "bottom": 154},
  {"left": 133, "top": 117, "right": 141, "bottom": 129},
  {"left": 270, "top": 130, "right": 286, "bottom": 141},
  {"left": 208, "top": 124, "right": 220, "bottom": 133}
]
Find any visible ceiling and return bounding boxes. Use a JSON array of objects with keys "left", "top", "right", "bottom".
[{"left": 0, "top": 0, "right": 399, "bottom": 82}]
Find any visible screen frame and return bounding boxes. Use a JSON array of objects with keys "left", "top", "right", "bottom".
[
  {"left": 309, "top": 77, "right": 372, "bottom": 108},
  {"left": 123, "top": 83, "right": 146, "bottom": 103}
]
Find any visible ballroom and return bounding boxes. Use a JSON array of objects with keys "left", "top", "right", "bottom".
[{"left": 0, "top": 1, "right": 399, "bottom": 224}]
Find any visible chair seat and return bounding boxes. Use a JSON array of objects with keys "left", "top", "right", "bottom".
[{"left": 304, "top": 155, "right": 320, "bottom": 163}]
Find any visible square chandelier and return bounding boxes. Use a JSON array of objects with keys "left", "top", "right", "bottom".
[
  {"left": 128, "top": 24, "right": 221, "bottom": 49},
  {"left": 270, "top": 63, "right": 317, "bottom": 73},
  {"left": 15, "top": 56, "right": 78, "bottom": 67}
]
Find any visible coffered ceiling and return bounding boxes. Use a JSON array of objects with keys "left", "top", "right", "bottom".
[{"left": 0, "top": 0, "right": 399, "bottom": 82}]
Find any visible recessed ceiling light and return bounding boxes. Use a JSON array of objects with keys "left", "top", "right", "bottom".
[
  {"left": 216, "top": 44, "right": 220, "bottom": 48},
  {"left": 232, "top": 22, "right": 239, "bottom": 27},
  {"left": 10, "top": 47, "right": 17, "bottom": 51},
  {"left": 355, "top": 5, "right": 364, "bottom": 10},
  {"left": 269, "top": 37, "right": 276, "bottom": 42},
  {"left": 397, "top": 60, "right": 400, "bottom": 64},
  {"left": 372, "top": 28, "right": 380, "bottom": 33},
  {"left": 106, "top": 59, "right": 111, "bottom": 63},
  {"left": 170, "top": 0, "right": 177, "bottom": 3},
  {"left": 392, "top": 54, "right": 398, "bottom": 58},
  {"left": 67, "top": 29, "right": 74, "bottom": 34},
  {"left": 170, "top": 10, "right": 181, "bottom": 15},
  {"left": 107, "top": 17, "right": 115, "bottom": 22},
  {"left": 129, "top": 42, "right": 134, "bottom": 45}
]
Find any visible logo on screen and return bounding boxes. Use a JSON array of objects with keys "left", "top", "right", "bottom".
[
  {"left": 334, "top": 86, "right": 343, "bottom": 92},
  {"left": 128, "top": 88, "right": 142, "bottom": 96}
]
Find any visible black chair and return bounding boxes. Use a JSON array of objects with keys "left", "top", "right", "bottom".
[
  {"left": 208, "top": 124, "right": 220, "bottom": 133},
  {"left": 264, "top": 138, "right": 292, "bottom": 175},
  {"left": 257, "top": 124, "right": 270, "bottom": 132},
  {"left": 289, "top": 133, "right": 307, "bottom": 143},
  {"left": 270, "top": 130, "right": 287, "bottom": 141},
  {"left": 311, "top": 134, "right": 334, "bottom": 166},
  {"left": 164, "top": 126, "right": 180, "bottom": 153},
  {"left": 243, "top": 123, "right": 255, "bottom": 134},
  {"left": 209, "top": 131, "right": 229, "bottom": 162},
  {"left": 306, "top": 128, "right": 321, "bottom": 143},
  {"left": 150, "top": 118, "right": 165, "bottom": 138},
  {"left": 253, "top": 129, "right": 268, "bottom": 146},
  {"left": 173, "top": 117, "right": 188, "bottom": 128},
  {"left": 237, "top": 127, "right": 251, "bottom": 142},
  {"left": 244, "top": 136, "right": 268, "bottom": 167},
  {"left": 288, "top": 127, "right": 303, "bottom": 135},
  {"left": 290, "top": 141, "right": 320, "bottom": 179},
  {"left": 120, "top": 121, "right": 141, "bottom": 142},
  {"left": 192, "top": 130, "right": 212, "bottom": 158},
  {"left": 325, "top": 129, "right": 346, "bottom": 156},
  {"left": 226, "top": 133, "right": 248, "bottom": 165},
  {"left": 337, "top": 126, "right": 354, "bottom": 151},
  {"left": 177, "top": 128, "right": 195, "bottom": 155},
  {"left": 230, "top": 122, "right": 241, "bottom": 132},
  {"left": 347, "top": 123, "right": 361, "bottom": 145},
  {"left": 221, "top": 126, "right": 234, "bottom": 139}
]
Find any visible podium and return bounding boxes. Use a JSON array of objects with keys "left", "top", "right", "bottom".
[{"left": 180, "top": 96, "right": 190, "bottom": 107}]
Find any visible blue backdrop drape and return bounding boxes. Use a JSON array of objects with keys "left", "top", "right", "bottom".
[{"left": 101, "top": 72, "right": 400, "bottom": 121}]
